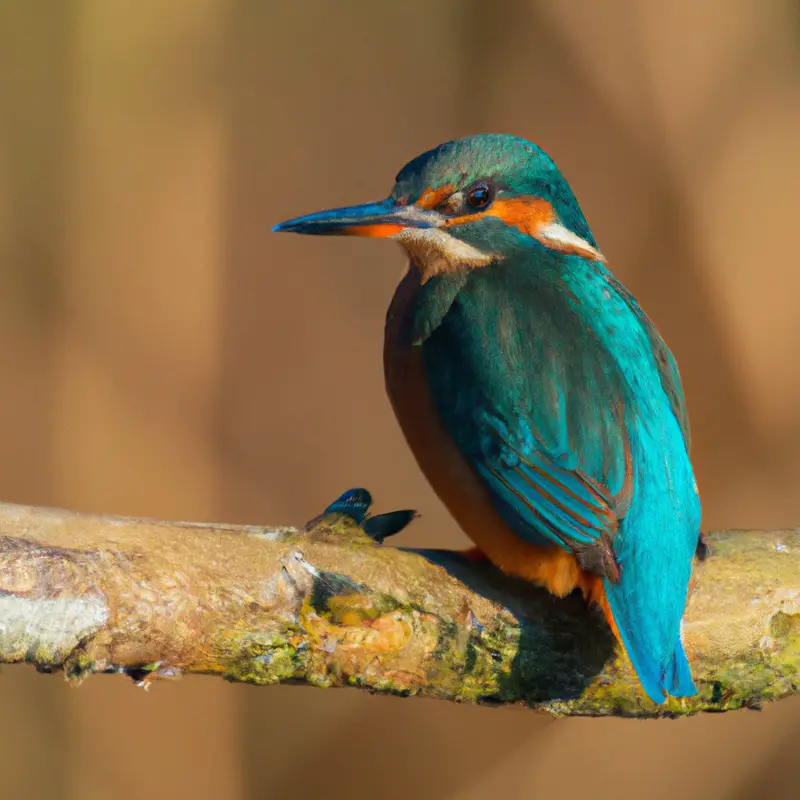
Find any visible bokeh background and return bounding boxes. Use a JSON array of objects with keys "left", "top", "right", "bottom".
[{"left": 1, "top": 1, "right": 800, "bottom": 798}]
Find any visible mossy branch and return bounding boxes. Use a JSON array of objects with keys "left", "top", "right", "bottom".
[{"left": 0, "top": 499, "right": 796, "bottom": 717}]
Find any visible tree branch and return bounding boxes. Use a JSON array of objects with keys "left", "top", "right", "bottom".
[{"left": 0, "top": 499, "right": 795, "bottom": 717}]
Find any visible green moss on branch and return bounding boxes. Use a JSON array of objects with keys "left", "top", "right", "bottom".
[{"left": 0, "top": 501, "right": 796, "bottom": 717}]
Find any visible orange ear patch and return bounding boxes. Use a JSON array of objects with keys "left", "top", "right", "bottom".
[
  {"left": 488, "top": 196, "right": 557, "bottom": 234},
  {"left": 443, "top": 195, "right": 605, "bottom": 262},
  {"left": 443, "top": 196, "right": 556, "bottom": 233}
]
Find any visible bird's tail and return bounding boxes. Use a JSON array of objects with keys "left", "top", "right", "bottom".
[{"left": 599, "top": 580, "right": 696, "bottom": 704}]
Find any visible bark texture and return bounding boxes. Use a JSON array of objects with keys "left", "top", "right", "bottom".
[{"left": 0, "top": 500, "right": 796, "bottom": 717}]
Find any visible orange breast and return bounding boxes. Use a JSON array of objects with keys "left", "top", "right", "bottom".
[{"left": 383, "top": 265, "right": 602, "bottom": 602}]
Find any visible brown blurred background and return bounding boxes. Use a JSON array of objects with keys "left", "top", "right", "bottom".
[{"left": 1, "top": 1, "right": 799, "bottom": 798}]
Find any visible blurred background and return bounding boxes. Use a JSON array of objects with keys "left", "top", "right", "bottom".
[{"left": 1, "top": 0, "right": 799, "bottom": 797}]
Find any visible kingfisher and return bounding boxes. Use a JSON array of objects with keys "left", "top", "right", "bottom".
[{"left": 273, "top": 134, "right": 701, "bottom": 704}]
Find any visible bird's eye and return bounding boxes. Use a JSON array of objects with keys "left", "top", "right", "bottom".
[{"left": 466, "top": 184, "right": 493, "bottom": 211}]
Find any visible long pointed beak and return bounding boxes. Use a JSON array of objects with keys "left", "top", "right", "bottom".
[{"left": 272, "top": 198, "right": 438, "bottom": 238}]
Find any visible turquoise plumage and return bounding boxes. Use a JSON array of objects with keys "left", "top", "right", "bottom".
[
  {"left": 417, "top": 248, "right": 699, "bottom": 701},
  {"left": 274, "top": 134, "right": 701, "bottom": 703}
]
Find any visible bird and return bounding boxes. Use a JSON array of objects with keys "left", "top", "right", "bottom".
[{"left": 273, "top": 133, "right": 701, "bottom": 704}]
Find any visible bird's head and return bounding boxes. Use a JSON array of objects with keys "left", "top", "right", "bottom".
[{"left": 273, "top": 134, "right": 604, "bottom": 280}]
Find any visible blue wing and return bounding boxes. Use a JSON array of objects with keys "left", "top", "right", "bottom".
[
  {"left": 473, "top": 413, "right": 619, "bottom": 548},
  {"left": 415, "top": 269, "right": 633, "bottom": 578},
  {"left": 604, "top": 272, "right": 691, "bottom": 449}
]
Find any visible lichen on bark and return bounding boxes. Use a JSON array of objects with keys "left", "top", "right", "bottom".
[{"left": 0, "top": 500, "right": 797, "bottom": 717}]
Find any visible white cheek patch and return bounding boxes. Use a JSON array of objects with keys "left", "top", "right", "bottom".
[
  {"left": 391, "top": 228, "right": 495, "bottom": 281},
  {"left": 535, "top": 221, "right": 606, "bottom": 263}
]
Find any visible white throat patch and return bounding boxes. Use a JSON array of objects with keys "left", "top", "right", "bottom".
[{"left": 391, "top": 228, "right": 495, "bottom": 282}]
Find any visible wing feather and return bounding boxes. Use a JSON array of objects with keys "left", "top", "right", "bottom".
[{"left": 417, "top": 269, "right": 632, "bottom": 576}]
